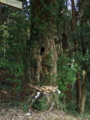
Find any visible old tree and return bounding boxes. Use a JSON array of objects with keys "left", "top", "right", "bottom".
[{"left": 30, "top": 0, "right": 58, "bottom": 86}]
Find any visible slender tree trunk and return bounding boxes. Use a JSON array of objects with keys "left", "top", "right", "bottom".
[
  {"left": 21, "top": 50, "right": 29, "bottom": 101},
  {"left": 80, "top": 70, "right": 87, "bottom": 113},
  {"left": 79, "top": 29, "right": 87, "bottom": 113},
  {"left": 71, "top": 0, "right": 87, "bottom": 113},
  {"left": 76, "top": 72, "right": 81, "bottom": 112},
  {"left": 71, "top": 0, "right": 84, "bottom": 113},
  {"left": 21, "top": 70, "right": 27, "bottom": 101},
  {"left": 0, "top": 4, "right": 1, "bottom": 22},
  {"left": 0, "top": 5, "right": 2, "bottom": 40},
  {"left": 71, "top": 0, "right": 76, "bottom": 31}
]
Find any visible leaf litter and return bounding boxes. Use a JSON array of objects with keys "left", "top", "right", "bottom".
[{"left": 0, "top": 107, "right": 89, "bottom": 120}]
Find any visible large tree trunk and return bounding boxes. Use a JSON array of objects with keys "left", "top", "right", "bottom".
[{"left": 30, "top": 0, "right": 58, "bottom": 86}]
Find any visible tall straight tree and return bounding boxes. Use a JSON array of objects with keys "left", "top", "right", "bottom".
[
  {"left": 71, "top": 0, "right": 88, "bottom": 113},
  {"left": 71, "top": 0, "right": 81, "bottom": 113},
  {"left": 78, "top": 0, "right": 88, "bottom": 113},
  {"left": 30, "top": 0, "right": 58, "bottom": 86}
]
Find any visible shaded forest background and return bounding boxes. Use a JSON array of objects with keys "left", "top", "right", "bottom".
[{"left": 0, "top": 0, "right": 90, "bottom": 115}]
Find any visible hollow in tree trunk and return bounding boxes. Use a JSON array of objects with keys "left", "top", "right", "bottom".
[{"left": 30, "top": 0, "right": 58, "bottom": 86}]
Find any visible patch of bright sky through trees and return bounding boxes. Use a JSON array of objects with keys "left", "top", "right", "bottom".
[{"left": 68, "top": 0, "right": 77, "bottom": 10}]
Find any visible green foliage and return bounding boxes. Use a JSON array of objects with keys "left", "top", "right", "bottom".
[
  {"left": 0, "top": 58, "right": 24, "bottom": 77},
  {"left": 22, "top": 102, "right": 29, "bottom": 112},
  {"left": 32, "top": 92, "right": 65, "bottom": 111},
  {"left": 66, "top": 99, "right": 77, "bottom": 114},
  {"left": 0, "top": 8, "right": 29, "bottom": 95},
  {"left": 51, "top": 92, "right": 66, "bottom": 110},
  {"left": 0, "top": 58, "right": 24, "bottom": 93},
  {"left": 43, "top": 52, "right": 53, "bottom": 67},
  {"left": 57, "top": 56, "right": 77, "bottom": 91},
  {"left": 74, "top": 51, "right": 90, "bottom": 71},
  {"left": 32, "top": 95, "right": 49, "bottom": 111}
]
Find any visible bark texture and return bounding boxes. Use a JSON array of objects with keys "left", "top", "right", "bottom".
[
  {"left": 30, "top": 0, "right": 58, "bottom": 86},
  {"left": 71, "top": 0, "right": 87, "bottom": 113}
]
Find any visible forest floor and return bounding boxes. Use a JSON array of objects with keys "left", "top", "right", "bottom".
[{"left": 0, "top": 107, "right": 90, "bottom": 120}]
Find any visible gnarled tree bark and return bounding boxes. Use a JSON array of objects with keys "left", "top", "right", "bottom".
[{"left": 30, "top": 0, "right": 58, "bottom": 86}]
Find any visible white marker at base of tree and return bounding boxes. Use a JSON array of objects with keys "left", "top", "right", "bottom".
[{"left": 0, "top": 0, "right": 22, "bottom": 9}]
